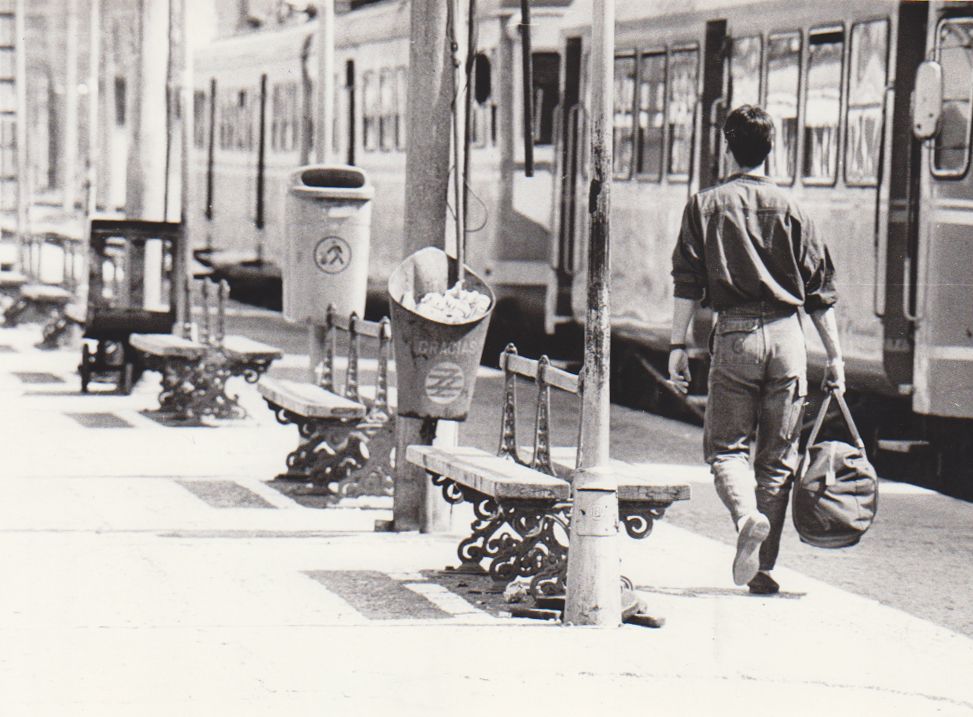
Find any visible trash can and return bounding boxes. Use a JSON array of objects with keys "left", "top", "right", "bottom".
[
  {"left": 282, "top": 165, "right": 374, "bottom": 324},
  {"left": 388, "top": 247, "right": 494, "bottom": 421}
]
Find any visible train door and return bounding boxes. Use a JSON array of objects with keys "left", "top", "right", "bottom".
[
  {"left": 551, "top": 36, "right": 584, "bottom": 330},
  {"left": 698, "top": 19, "right": 727, "bottom": 192},
  {"left": 912, "top": 3, "right": 973, "bottom": 418},
  {"left": 883, "top": 3, "right": 927, "bottom": 394}
]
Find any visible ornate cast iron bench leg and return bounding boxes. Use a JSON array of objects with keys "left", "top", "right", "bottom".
[{"left": 3, "top": 298, "right": 29, "bottom": 327}]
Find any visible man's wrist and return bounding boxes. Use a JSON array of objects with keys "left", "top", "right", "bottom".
[
  {"left": 826, "top": 356, "right": 844, "bottom": 367},
  {"left": 670, "top": 342, "right": 687, "bottom": 351}
]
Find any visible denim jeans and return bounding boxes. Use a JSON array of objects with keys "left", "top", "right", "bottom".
[{"left": 704, "top": 303, "right": 807, "bottom": 571}]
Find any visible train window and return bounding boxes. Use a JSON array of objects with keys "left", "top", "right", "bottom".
[
  {"left": 730, "top": 36, "right": 762, "bottom": 108},
  {"left": 271, "top": 85, "right": 281, "bottom": 151},
  {"left": 765, "top": 32, "right": 801, "bottom": 183},
  {"left": 636, "top": 51, "right": 665, "bottom": 181},
  {"left": 240, "top": 91, "right": 251, "bottom": 150},
  {"left": 193, "top": 90, "right": 207, "bottom": 149},
  {"left": 362, "top": 70, "right": 378, "bottom": 152},
  {"left": 845, "top": 19, "right": 888, "bottom": 186},
  {"left": 379, "top": 69, "right": 395, "bottom": 151},
  {"left": 932, "top": 18, "right": 973, "bottom": 178},
  {"left": 395, "top": 66, "right": 408, "bottom": 150},
  {"left": 803, "top": 27, "right": 844, "bottom": 184},
  {"left": 532, "top": 52, "right": 560, "bottom": 145},
  {"left": 114, "top": 76, "right": 126, "bottom": 127},
  {"left": 613, "top": 54, "right": 637, "bottom": 179},
  {"left": 667, "top": 46, "right": 698, "bottom": 180}
]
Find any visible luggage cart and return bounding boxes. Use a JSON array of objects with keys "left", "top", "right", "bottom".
[{"left": 78, "top": 220, "right": 182, "bottom": 394}]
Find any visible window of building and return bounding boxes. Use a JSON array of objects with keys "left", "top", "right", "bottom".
[
  {"left": 846, "top": 19, "right": 888, "bottom": 185},
  {"left": 933, "top": 18, "right": 973, "bottom": 177},
  {"left": 362, "top": 70, "right": 378, "bottom": 151},
  {"left": 636, "top": 51, "right": 665, "bottom": 180},
  {"left": 730, "top": 36, "right": 762, "bottom": 108},
  {"left": 765, "top": 32, "right": 801, "bottom": 183},
  {"left": 613, "top": 54, "right": 637, "bottom": 179},
  {"left": 667, "top": 47, "right": 698, "bottom": 179},
  {"left": 803, "top": 27, "right": 844, "bottom": 183}
]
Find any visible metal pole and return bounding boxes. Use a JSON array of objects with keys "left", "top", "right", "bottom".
[
  {"left": 518, "top": 0, "right": 534, "bottom": 177},
  {"left": 449, "top": 0, "right": 465, "bottom": 285},
  {"left": 14, "top": 0, "right": 28, "bottom": 266},
  {"left": 462, "top": 0, "right": 477, "bottom": 274},
  {"left": 86, "top": 0, "right": 101, "bottom": 217},
  {"left": 178, "top": 0, "right": 194, "bottom": 331},
  {"left": 310, "top": 0, "right": 335, "bottom": 380},
  {"left": 315, "top": 0, "right": 335, "bottom": 163},
  {"left": 64, "top": 0, "right": 80, "bottom": 213},
  {"left": 563, "top": 0, "right": 620, "bottom": 627}
]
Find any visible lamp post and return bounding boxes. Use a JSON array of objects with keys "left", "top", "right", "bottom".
[{"left": 563, "top": 0, "right": 620, "bottom": 627}]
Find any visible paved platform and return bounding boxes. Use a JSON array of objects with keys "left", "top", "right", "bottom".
[{"left": 1, "top": 321, "right": 972, "bottom": 716}]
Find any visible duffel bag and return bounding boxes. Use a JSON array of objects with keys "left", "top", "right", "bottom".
[{"left": 792, "top": 390, "right": 878, "bottom": 549}]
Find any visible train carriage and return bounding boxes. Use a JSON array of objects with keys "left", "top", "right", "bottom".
[
  {"left": 552, "top": 0, "right": 973, "bottom": 495},
  {"left": 189, "top": 0, "right": 571, "bottom": 321}
]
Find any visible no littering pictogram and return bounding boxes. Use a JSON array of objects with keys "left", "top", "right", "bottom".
[
  {"left": 314, "top": 236, "right": 352, "bottom": 274},
  {"left": 424, "top": 361, "right": 465, "bottom": 404}
]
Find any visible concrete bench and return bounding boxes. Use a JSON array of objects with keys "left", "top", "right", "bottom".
[
  {"left": 407, "top": 344, "right": 691, "bottom": 599},
  {"left": 258, "top": 305, "right": 394, "bottom": 504},
  {"left": 130, "top": 279, "right": 282, "bottom": 421}
]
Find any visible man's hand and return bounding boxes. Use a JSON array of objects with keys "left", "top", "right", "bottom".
[
  {"left": 668, "top": 348, "right": 691, "bottom": 394},
  {"left": 823, "top": 359, "right": 845, "bottom": 395}
]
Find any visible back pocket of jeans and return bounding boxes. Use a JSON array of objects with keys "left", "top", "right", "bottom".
[{"left": 713, "top": 318, "right": 762, "bottom": 365}]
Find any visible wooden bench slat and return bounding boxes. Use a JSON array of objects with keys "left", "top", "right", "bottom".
[
  {"left": 257, "top": 377, "right": 367, "bottom": 419},
  {"left": 21, "top": 284, "right": 73, "bottom": 303},
  {"left": 220, "top": 334, "right": 283, "bottom": 361},
  {"left": 64, "top": 303, "right": 86, "bottom": 324},
  {"left": 130, "top": 332, "right": 207, "bottom": 358},
  {"left": 502, "top": 352, "right": 579, "bottom": 394},
  {"left": 0, "top": 270, "right": 27, "bottom": 288},
  {"left": 407, "top": 445, "right": 571, "bottom": 501},
  {"left": 522, "top": 447, "right": 691, "bottom": 503},
  {"left": 329, "top": 313, "right": 387, "bottom": 338}
]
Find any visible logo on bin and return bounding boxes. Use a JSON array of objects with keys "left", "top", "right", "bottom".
[
  {"left": 424, "top": 361, "right": 465, "bottom": 404},
  {"left": 313, "top": 236, "right": 351, "bottom": 274}
]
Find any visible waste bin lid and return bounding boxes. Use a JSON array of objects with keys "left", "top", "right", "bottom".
[{"left": 289, "top": 164, "right": 374, "bottom": 201}]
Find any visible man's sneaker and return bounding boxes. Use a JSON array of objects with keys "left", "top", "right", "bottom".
[
  {"left": 748, "top": 571, "right": 780, "bottom": 595},
  {"left": 732, "top": 512, "right": 771, "bottom": 586}
]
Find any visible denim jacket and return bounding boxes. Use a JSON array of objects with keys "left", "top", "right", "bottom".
[{"left": 671, "top": 174, "right": 837, "bottom": 312}]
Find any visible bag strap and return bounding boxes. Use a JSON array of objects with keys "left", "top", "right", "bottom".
[
  {"left": 805, "top": 389, "right": 867, "bottom": 453},
  {"left": 834, "top": 391, "right": 867, "bottom": 452}
]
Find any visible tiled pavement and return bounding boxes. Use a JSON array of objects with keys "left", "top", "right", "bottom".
[{"left": 1, "top": 323, "right": 972, "bottom": 716}]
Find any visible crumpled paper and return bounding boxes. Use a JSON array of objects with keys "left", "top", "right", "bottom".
[{"left": 401, "top": 282, "right": 491, "bottom": 324}]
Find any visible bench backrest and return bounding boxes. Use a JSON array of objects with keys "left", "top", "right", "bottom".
[
  {"left": 316, "top": 303, "right": 392, "bottom": 415},
  {"left": 189, "top": 277, "right": 230, "bottom": 348},
  {"left": 497, "top": 344, "right": 582, "bottom": 476}
]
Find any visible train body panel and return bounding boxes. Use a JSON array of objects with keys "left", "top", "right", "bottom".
[
  {"left": 557, "top": 0, "right": 903, "bottom": 396},
  {"left": 190, "top": 0, "right": 569, "bottom": 320}
]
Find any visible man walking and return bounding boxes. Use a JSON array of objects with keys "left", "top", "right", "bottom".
[{"left": 668, "top": 105, "right": 844, "bottom": 594}]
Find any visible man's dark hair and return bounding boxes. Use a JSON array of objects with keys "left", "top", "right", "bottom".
[{"left": 723, "top": 105, "right": 774, "bottom": 168}]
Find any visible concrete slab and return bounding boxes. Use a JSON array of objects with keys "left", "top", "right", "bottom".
[{"left": 0, "top": 322, "right": 971, "bottom": 716}]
